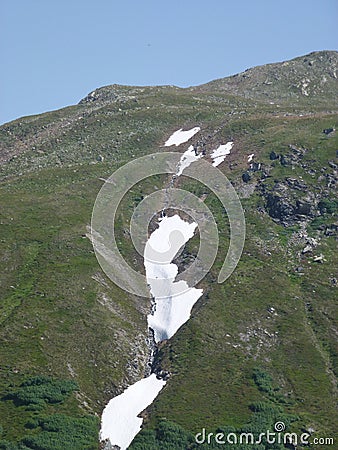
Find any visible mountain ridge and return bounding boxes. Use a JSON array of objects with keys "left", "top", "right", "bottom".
[{"left": 75, "top": 50, "right": 338, "bottom": 107}]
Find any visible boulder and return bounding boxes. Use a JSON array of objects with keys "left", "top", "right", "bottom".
[
  {"left": 328, "top": 160, "right": 337, "bottom": 169},
  {"left": 242, "top": 172, "right": 251, "bottom": 182},
  {"left": 269, "top": 151, "right": 279, "bottom": 160},
  {"left": 249, "top": 162, "right": 262, "bottom": 172},
  {"left": 295, "top": 199, "right": 312, "bottom": 216},
  {"left": 323, "top": 128, "right": 335, "bottom": 135},
  {"left": 266, "top": 193, "right": 295, "bottom": 221},
  {"left": 286, "top": 177, "right": 307, "bottom": 191},
  {"left": 280, "top": 154, "right": 291, "bottom": 166}
]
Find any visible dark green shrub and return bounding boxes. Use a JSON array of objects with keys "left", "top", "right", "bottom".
[
  {"left": 8, "top": 377, "right": 78, "bottom": 407},
  {"left": 0, "top": 442, "right": 30, "bottom": 450},
  {"left": 21, "top": 414, "right": 99, "bottom": 450},
  {"left": 128, "top": 429, "right": 158, "bottom": 449},
  {"left": 318, "top": 198, "right": 338, "bottom": 215},
  {"left": 130, "top": 420, "right": 194, "bottom": 450},
  {"left": 252, "top": 369, "right": 275, "bottom": 394}
]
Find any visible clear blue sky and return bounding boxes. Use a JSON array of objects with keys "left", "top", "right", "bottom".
[{"left": 1, "top": 0, "right": 337, "bottom": 125}]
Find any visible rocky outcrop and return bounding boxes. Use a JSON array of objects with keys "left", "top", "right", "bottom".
[
  {"left": 258, "top": 176, "right": 319, "bottom": 226},
  {"left": 100, "top": 439, "right": 120, "bottom": 450},
  {"left": 266, "top": 192, "right": 295, "bottom": 222},
  {"left": 255, "top": 138, "right": 338, "bottom": 227}
]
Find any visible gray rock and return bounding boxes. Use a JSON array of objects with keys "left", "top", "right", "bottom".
[
  {"left": 280, "top": 154, "right": 291, "bottom": 166},
  {"left": 266, "top": 193, "right": 295, "bottom": 221},
  {"left": 295, "top": 199, "right": 312, "bottom": 216},
  {"left": 249, "top": 162, "right": 262, "bottom": 172},
  {"left": 323, "top": 128, "right": 335, "bottom": 135},
  {"left": 269, "top": 151, "right": 279, "bottom": 160},
  {"left": 242, "top": 172, "right": 251, "bottom": 182},
  {"left": 286, "top": 177, "right": 307, "bottom": 191},
  {"left": 324, "top": 223, "right": 338, "bottom": 236}
]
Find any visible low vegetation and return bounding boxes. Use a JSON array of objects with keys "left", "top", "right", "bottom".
[
  {"left": 0, "top": 377, "right": 98, "bottom": 449},
  {"left": 0, "top": 51, "right": 337, "bottom": 447}
]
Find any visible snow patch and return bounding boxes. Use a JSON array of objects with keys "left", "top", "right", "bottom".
[
  {"left": 164, "top": 127, "right": 200, "bottom": 146},
  {"left": 100, "top": 374, "right": 166, "bottom": 450},
  {"left": 148, "top": 285, "right": 203, "bottom": 342},
  {"left": 210, "top": 142, "right": 233, "bottom": 167},
  {"left": 100, "top": 132, "right": 245, "bottom": 448},
  {"left": 100, "top": 215, "right": 203, "bottom": 447},
  {"left": 176, "top": 145, "right": 203, "bottom": 176},
  {"left": 145, "top": 215, "right": 203, "bottom": 343}
]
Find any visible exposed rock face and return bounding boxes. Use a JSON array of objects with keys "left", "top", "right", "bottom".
[
  {"left": 252, "top": 137, "right": 337, "bottom": 228},
  {"left": 263, "top": 186, "right": 318, "bottom": 225},
  {"left": 266, "top": 192, "right": 296, "bottom": 222},
  {"left": 99, "top": 439, "right": 120, "bottom": 450}
]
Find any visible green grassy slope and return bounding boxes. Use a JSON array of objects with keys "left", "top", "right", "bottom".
[{"left": 0, "top": 51, "right": 337, "bottom": 448}]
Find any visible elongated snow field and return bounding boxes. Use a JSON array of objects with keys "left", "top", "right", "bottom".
[
  {"left": 100, "top": 215, "right": 203, "bottom": 449},
  {"left": 175, "top": 145, "right": 203, "bottom": 176},
  {"left": 100, "top": 374, "right": 166, "bottom": 449},
  {"left": 145, "top": 215, "right": 203, "bottom": 342},
  {"left": 99, "top": 126, "right": 235, "bottom": 449}
]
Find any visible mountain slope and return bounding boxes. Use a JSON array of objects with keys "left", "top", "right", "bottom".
[
  {"left": 0, "top": 51, "right": 337, "bottom": 449},
  {"left": 195, "top": 50, "right": 338, "bottom": 104}
]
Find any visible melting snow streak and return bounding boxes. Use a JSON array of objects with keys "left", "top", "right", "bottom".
[
  {"left": 176, "top": 145, "right": 203, "bottom": 176},
  {"left": 100, "top": 374, "right": 166, "bottom": 450},
  {"left": 145, "top": 215, "right": 203, "bottom": 343},
  {"left": 164, "top": 127, "right": 200, "bottom": 146},
  {"left": 210, "top": 142, "right": 233, "bottom": 167}
]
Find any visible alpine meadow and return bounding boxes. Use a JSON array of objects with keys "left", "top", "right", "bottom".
[{"left": 0, "top": 51, "right": 337, "bottom": 449}]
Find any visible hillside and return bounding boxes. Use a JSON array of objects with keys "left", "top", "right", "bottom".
[
  {"left": 0, "top": 51, "right": 337, "bottom": 449},
  {"left": 195, "top": 50, "right": 338, "bottom": 104}
]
